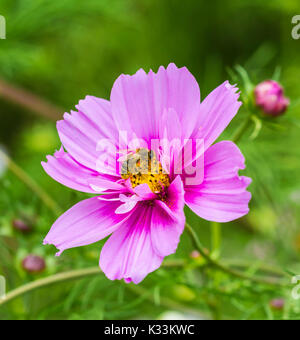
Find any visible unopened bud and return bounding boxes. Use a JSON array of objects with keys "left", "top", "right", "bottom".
[
  {"left": 12, "top": 219, "right": 32, "bottom": 233},
  {"left": 254, "top": 80, "right": 289, "bottom": 116},
  {"left": 22, "top": 255, "right": 46, "bottom": 273},
  {"left": 189, "top": 250, "right": 201, "bottom": 259},
  {"left": 270, "top": 298, "right": 285, "bottom": 310}
]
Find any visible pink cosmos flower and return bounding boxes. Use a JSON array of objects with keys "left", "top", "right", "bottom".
[
  {"left": 254, "top": 80, "right": 289, "bottom": 116},
  {"left": 42, "top": 63, "right": 251, "bottom": 284}
]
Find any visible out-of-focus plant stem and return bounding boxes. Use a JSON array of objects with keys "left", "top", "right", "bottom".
[
  {"left": 0, "top": 149, "right": 62, "bottom": 216},
  {"left": 210, "top": 222, "right": 221, "bottom": 260},
  {"left": 222, "top": 259, "right": 288, "bottom": 278},
  {"left": 0, "top": 267, "right": 102, "bottom": 307},
  {"left": 0, "top": 260, "right": 183, "bottom": 307},
  {"left": 231, "top": 114, "right": 252, "bottom": 143},
  {"left": 0, "top": 78, "right": 61, "bottom": 121},
  {"left": 185, "top": 223, "right": 289, "bottom": 287}
]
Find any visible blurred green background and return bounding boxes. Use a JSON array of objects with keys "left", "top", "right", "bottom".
[{"left": 1, "top": 0, "right": 300, "bottom": 320}]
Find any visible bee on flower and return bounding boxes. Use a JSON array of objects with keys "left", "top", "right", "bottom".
[{"left": 42, "top": 63, "right": 251, "bottom": 284}]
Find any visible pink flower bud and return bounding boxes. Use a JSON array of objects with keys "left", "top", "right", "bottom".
[
  {"left": 269, "top": 298, "right": 285, "bottom": 310},
  {"left": 254, "top": 80, "right": 289, "bottom": 116},
  {"left": 22, "top": 255, "right": 46, "bottom": 273},
  {"left": 12, "top": 219, "right": 32, "bottom": 233},
  {"left": 189, "top": 250, "right": 201, "bottom": 259}
]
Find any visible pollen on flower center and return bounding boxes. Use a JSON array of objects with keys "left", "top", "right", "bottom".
[{"left": 121, "top": 148, "right": 170, "bottom": 194}]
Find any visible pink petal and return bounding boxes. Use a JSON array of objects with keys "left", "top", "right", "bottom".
[
  {"left": 115, "top": 194, "right": 140, "bottom": 214},
  {"left": 115, "top": 201, "right": 138, "bottom": 214},
  {"left": 42, "top": 147, "right": 99, "bottom": 193},
  {"left": 43, "top": 197, "right": 129, "bottom": 256},
  {"left": 57, "top": 96, "right": 119, "bottom": 172},
  {"left": 159, "top": 108, "right": 182, "bottom": 142},
  {"left": 110, "top": 63, "right": 201, "bottom": 143},
  {"left": 76, "top": 96, "right": 118, "bottom": 141},
  {"left": 100, "top": 205, "right": 163, "bottom": 284},
  {"left": 88, "top": 177, "right": 125, "bottom": 193},
  {"left": 151, "top": 176, "right": 185, "bottom": 257},
  {"left": 185, "top": 141, "right": 251, "bottom": 222},
  {"left": 158, "top": 108, "right": 183, "bottom": 176},
  {"left": 133, "top": 183, "right": 157, "bottom": 200},
  {"left": 193, "top": 81, "right": 242, "bottom": 151}
]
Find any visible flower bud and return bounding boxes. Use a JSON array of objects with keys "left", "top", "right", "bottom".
[
  {"left": 269, "top": 298, "right": 285, "bottom": 310},
  {"left": 22, "top": 255, "right": 46, "bottom": 273},
  {"left": 254, "top": 80, "right": 289, "bottom": 116},
  {"left": 12, "top": 219, "right": 32, "bottom": 233},
  {"left": 189, "top": 250, "right": 201, "bottom": 259}
]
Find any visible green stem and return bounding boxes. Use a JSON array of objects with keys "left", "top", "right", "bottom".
[
  {"left": 210, "top": 222, "right": 221, "bottom": 260},
  {"left": 223, "top": 259, "right": 290, "bottom": 278},
  {"left": 185, "top": 223, "right": 288, "bottom": 287},
  {"left": 0, "top": 260, "right": 183, "bottom": 307},
  {"left": 0, "top": 267, "right": 102, "bottom": 307},
  {"left": 231, "top": 115, "right": 252, "bottom": 143},
  {"left": 0, "top": 149, "right": 62, "bottom": 216}
]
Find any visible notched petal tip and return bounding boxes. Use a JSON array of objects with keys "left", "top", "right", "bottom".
[
  {"left": 43, "top": 237, "right": 64, "bottom": 256},
  {"left": 77, "top": 95, "right": 95, "bottom": 106},
  {"left": 241, "top": 176, "right": 252, "bottom": 188},
  {"left": 55, "top": 250, "right": 63, "bottom": 257}
]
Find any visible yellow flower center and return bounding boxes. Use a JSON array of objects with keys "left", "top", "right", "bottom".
[{"left": 121, "top": 148, "right": 170, "bottom": 194}]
